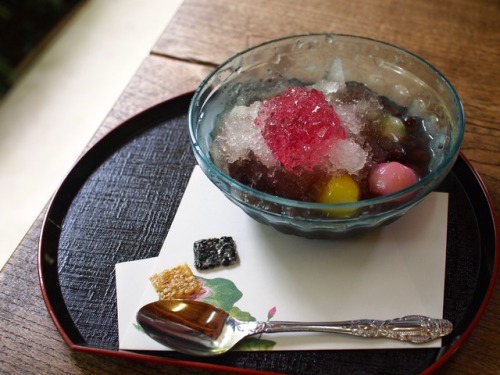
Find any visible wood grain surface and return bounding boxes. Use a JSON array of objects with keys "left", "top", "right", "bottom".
[{"left": 1, "top": 0, "right": 499, "bottom": 374}]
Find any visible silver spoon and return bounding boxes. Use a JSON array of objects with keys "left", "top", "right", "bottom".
[{"left": 136, "top": 300, "right": 453, "bottom": 356}]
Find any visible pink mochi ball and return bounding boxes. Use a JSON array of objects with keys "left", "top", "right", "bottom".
[{"left": 369, "top": 162, "right": 418, "bottom": 196}]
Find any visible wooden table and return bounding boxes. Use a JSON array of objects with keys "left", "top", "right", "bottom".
[{"left": 1, "top": 0, "right": 499, "bottom": 373}]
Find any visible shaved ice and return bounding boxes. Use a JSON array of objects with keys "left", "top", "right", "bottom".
[{"left": 210, "top": 80, "right": 433, "bottom": 203}]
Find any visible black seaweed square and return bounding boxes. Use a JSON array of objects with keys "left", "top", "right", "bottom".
[{"left": 193, "top": 236, "right": 238, "bottom": 270}]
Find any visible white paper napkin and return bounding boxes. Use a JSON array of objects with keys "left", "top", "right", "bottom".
[{"left": 117, "top": 166, "right": 449, "bottom": 351}]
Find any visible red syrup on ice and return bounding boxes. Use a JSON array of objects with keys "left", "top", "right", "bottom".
[
  {"left": 255, "top": 86, "right": 345, "bottom": 170},
  {"left": 210, "top": 81, "right": 432, "bottom": 203}
]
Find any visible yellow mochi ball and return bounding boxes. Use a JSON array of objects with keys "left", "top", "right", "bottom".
[{"left": 318, "top": 174, "right": 361, "bottom": 217}]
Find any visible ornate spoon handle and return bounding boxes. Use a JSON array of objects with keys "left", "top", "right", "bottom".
[{"left": 257, "top": 315, "right": 453, "bottom": 343}]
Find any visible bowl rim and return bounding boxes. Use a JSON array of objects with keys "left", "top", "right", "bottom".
[{"left": 188, "top": 32, "right": 465, "bottom": 211}]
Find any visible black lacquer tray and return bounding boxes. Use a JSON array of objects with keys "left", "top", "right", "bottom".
[{"left": 38, "top": 92, "right": 499, "bottom": 374}]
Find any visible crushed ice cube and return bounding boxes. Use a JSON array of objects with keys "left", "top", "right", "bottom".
[
  {"left": 423, "top": 114, "right": 440, "bottom": 137},
  {"left": 334, "top": 97, "right": 382, "bottom": 136},
  {"left": 334, "top": 103, "right": 364, "bottom": 135},
  {"left": 409, "top": 98, "right": 428, "bottom": 117},
  {"left": 326, "top": 58, "right": 345, "bottom": 83},
  {"left": 327, "top": 138, "right": 369, "bottom": 175},
  {"left": 211, "top": 102, "right": 277, "bottom": 168},
  {"left": 311, "top": 79, "right": 344, "bottom": 95}
]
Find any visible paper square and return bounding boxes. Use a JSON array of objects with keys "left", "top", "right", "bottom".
[{"left": 118, "top": 166, "right": 448, "bottom": 351}]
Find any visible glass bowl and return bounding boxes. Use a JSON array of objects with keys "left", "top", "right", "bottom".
[{"left": 188, "top": 33, "right": 464, "bottom": 238}]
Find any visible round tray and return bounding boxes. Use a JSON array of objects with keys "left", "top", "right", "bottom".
[{"left": 38, "top": 92, "right": 499, "bottom": 374}]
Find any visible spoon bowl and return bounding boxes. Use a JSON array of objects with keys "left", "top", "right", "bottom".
[{"left": 136, "top": 300, "right": 453, "bottom": 356}]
